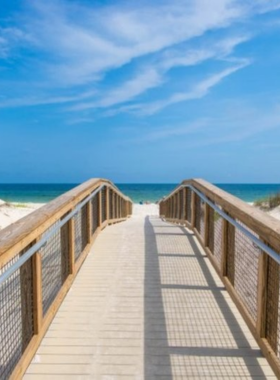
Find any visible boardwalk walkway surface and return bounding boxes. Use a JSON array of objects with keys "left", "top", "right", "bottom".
[{"left": 24, "top": 210, "right": 276, "bottom": 379}]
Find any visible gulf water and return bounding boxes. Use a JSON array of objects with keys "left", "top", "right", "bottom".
[{"left": 1, "top": 183, "right": 280, "bottom": 204}]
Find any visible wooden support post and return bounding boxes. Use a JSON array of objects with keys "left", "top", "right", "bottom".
[
  {"left": 225, "top": 221, "right": 235, "bottom": 284},
  {"left": 257, "top": 250, "right": 268, "bottom": 337}
]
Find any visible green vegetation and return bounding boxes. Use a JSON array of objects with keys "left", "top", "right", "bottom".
[
  {"left": 254, "top": 193, "right": 280, "bottom": 210},
  {"left": 13, "top": 203, "right": 29, "bottom": 208}
]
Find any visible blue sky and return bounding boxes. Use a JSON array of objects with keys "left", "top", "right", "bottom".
[{"left": 1, "top": 0, "right": 280, "bottom": 183}]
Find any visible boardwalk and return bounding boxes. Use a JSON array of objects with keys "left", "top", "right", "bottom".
[{"left": 24, "top": 210, "right": 276, "bottom": 379}]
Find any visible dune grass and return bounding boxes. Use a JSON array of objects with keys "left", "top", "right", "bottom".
[{"left": 254, "top": 193, "right": 280, "bottom": 210}]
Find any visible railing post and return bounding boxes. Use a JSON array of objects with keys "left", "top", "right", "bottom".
[
  {"left": 257, "top": 250, "right": 268, "bottom": 337},
  {"left": 223, "top": 219, "right": 235, "bottom": 282}
]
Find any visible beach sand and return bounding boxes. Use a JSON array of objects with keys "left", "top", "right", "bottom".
[
  {"left": 0, "top": 200, "right": 44, "bottom": 231},
  {"left": 0, "top": 199, "right": 279, "bottom": 232}
]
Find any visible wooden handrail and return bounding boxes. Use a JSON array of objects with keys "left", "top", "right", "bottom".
[
  {"left": 0, "top": 178, "right": 131, "bottom": 268},
  {"left": 0, "top": 179, "right": 132, "bottom": 380},
  {"left": 159, "top": 178, "right": 280, "bottom": 378}
]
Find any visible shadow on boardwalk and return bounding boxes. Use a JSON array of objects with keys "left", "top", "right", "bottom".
[{"left": 144, "top": 216, "right": 269, "bottom": 379}]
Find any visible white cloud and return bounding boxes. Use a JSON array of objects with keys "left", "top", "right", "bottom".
[
  {"left": 70, "top": 68, "right": 163, "bottom": 111},
  {"left": 117, "top": 62, "right": 250, "bottom": 116},
  {"left": 0, "top": 0, "right": 279, "bottom": 114}
]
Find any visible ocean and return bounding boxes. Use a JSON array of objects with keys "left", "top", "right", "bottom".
[{"left": 1, "top": 183, "right": 280, "bottom": 204}]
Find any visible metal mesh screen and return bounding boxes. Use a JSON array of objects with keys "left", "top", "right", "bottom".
[
  {"left": 186, "top": 188, "right": 191, "bottom": 223},
  {"left": 179, "top": 189, "right": 184, "bottom": 220},
  {"left": 233, "top": 221, "right": 259, "bottom": 322},
  {"left": 109, "top": 189, "right": 114, "bottom": 219},
  {"left": 200, "top": 201, "right": 205, "bottom": 241},
  {"left": 74, "top": 204, "right": 88, "bottom": 262},
  {"left": 0, "top": 256, "right": 25, "bottom": 380},
  {"left": 41, "top": 223, "right": 62, "bottom": 316},
  {"left": 213, "top": 210, "right": 223, "bottom": 265},
  {"left": 102, "top": 187, "right": 107, "bottom": 222},
  {"left": 194, "top": 195, "right": 201, "bottom": 233},
  {"left": 91, "top": 194, "right": 99, "bottom": 234},
  {"left": 266, "top": 255, "right": 280, "bottom": 355},
  {"left": 114, "top": 193, "right": 118, "bottom": 219}
]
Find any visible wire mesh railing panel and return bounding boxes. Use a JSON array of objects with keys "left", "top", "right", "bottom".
[
  {"left": 41, "top": 224, "right": 62, "bottom": 316},
  {"left": 232, "top": 221, "right": 259, "bottom": 322},
  {"left": 200, "top": 201, "right": 205, "bottom": 242},
  {"left": 179, "top": 189, "right": 184, "bottom": 220},
  {"left": 109, "top": 189, "right": 114, "bottom": 219},
  {"left": 91, "top": 193, "right": 99, "bottom": 234},
  {"left": 102, "top": 187, "right": 107, "bottom": 222},
  {"left": 266, "top": 255, "right": 280, "bottom": 356},
  {"left": 0, "top": 256, "right": 24, "bottom": 380},
  {"left": 74, "top": 204, "right": 88, "bottom": 261},
  {"left": 186, "top": 188, "right": 192, "bottom": 223},
  {"left": 194, "top": 195, "right": 201, "bottom": 233},
  {"left": 213, "top": 208, "right": 223, "bottom": 266}
]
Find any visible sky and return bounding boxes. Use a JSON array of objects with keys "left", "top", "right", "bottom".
[{"left": 1, "top": 0, "right": 280, "bottom": 183}]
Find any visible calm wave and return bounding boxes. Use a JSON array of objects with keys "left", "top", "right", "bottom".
[{"left": 1, "top": 183, "right": 280, "bottom": 203}]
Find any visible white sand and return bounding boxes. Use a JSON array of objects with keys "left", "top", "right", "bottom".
[
  {"left": 0, "top": 200, "right": 45, "bottom": 231},
  {"left": 133, "top": 203, "right": 159, "bottom": 217}
]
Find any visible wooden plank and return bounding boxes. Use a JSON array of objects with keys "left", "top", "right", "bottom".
[
  {"left": 0, "top": 179, "right": 132, "bottom": 268},
  {"left": 186, "top": 179, "right": 280, "bottom": 249}
]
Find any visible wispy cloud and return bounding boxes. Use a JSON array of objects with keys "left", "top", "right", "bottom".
[
  {"left": 0, "top": 0, "right": 279, "bottom": 116},
  {"left": 110, "top": 61, "right": 250, "bottom": 116}
]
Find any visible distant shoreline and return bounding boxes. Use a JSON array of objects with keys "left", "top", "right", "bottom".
[{"left": 1, "top": 183, "right": 280, "bottom": 204}]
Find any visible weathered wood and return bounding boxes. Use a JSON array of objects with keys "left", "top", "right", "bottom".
[{"left": 0, "top": 179, "right": 132, "bottom": 268}]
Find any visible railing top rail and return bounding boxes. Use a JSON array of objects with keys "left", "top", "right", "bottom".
[
  {"left": 0, "top": 178, "right": 132, "bottom": 267},
  {"left": 159, "top": 178, "right": 280, "bottom": 249}
]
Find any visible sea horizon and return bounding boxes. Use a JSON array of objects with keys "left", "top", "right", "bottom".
[{"left": 1, "top": 182, "right": 280, "bottom": 204}]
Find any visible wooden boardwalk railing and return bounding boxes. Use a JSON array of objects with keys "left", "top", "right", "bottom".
[
  {"left": 159, "top": 178, "right": 280, "bottom": 378},
  {"left": 0, "top": 179, "right": 132, "bottom": 380}
]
